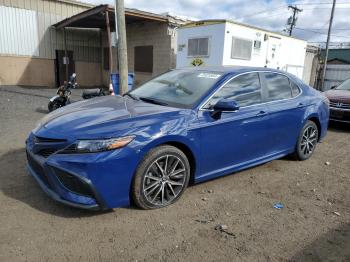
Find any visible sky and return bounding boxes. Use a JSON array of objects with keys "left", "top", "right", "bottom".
[{"left": 78, "top": 0, "right": 350, "bottom": 45}]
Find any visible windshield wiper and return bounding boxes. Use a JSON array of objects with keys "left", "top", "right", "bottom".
[
  {"left": 123, "top": 93, "right": 139, "bottom": 100},
  {"left": 138, "top": 97, "right": 169, "bottom": 106}
]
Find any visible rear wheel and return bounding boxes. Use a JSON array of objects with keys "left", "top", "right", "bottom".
[
  {"left": 132, "top": 145, "right": 190, "bottom": 209},
  {"left": 294, "top": 120, "right": 318, "bottom": 161}
]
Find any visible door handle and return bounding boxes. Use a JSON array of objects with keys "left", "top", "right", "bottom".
[
  {"left": 256, "top": 111, "right": 268, "bottom": 117},
  {"left": 297, "top": 102, "right": 304, "bottom": 108}
]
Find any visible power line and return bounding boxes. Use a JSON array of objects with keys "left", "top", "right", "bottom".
[
  {"left": 293, "top": 0, "right": 350, "bottom": 4},
  {"left": 235, "top": 1, "right": 350, "bottom": 20},
  {"left": 302, "top": 6, "right": 350, "bottom": 9},
  {"left": 294, "top": 27, "right": 350, "bottom": 38},
  {"left": 297, "top": 28, "right": 350, "bottom": 30},
  {"left": 296, "top": 2, "right": 350, "bottom": 5},
  {"left": 235, "top": 7, "right": 285, "bottom": 20}
]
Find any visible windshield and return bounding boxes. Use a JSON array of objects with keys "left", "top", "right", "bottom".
[
  {"left": 129, "top": 70, "right": 224, "bottom": 108},
  {"left": 336, "top": 79, "right": 350, "bottom": 90}
]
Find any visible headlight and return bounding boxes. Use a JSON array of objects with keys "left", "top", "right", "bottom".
[{"left": 64, "top": 136, "right": 135, "bottom": 153}]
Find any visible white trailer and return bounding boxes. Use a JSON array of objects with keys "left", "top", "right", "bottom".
[{"left": 176, "top": 20, "right": 307, "bottom": 79}]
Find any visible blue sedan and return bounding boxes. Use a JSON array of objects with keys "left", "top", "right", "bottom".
[{"left": 26, "top": 67, "right": 329, "bottom": 210}]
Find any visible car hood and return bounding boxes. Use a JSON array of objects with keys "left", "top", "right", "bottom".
[
  {"left": 34, "top": 96, "right": 191, "bottom": 139},
  {"left": 324, "top": 89, "right": 350, "bottom": 103}
]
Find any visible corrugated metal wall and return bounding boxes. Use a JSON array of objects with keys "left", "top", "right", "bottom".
[
  {"left": 0, "top": 0, "right": 101, "bottom": 62},
  {"left": 0, "top": 6, "right": 39, "bottom": 56}
]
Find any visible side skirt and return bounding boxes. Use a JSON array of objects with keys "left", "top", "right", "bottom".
[{"left": 195, "top": 149, "right": 293, "bottom": 183}]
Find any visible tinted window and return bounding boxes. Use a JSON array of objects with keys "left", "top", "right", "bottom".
[
  {"left": 264, "top": 73, "right": 292, "bottom": 101},
  {"left": 206, "top": 73, "right": 262, "bottom": 108},
  {"left": 290, "top": 81, "right": 301, "bottom": 97}
]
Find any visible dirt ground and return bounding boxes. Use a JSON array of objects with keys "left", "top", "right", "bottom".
[{"left": 0, "top": 86, "right": 349, "bottom": 262}]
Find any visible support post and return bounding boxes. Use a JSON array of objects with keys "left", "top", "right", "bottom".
[
  {"left": 63, "top": 28, "right": 68, "bottom": 81},
  {"left": 321, "top": 0, "right": 336, "bottom": 91},
  {"left": 105, "top": 10, "right": 113, "bottom": 75},
  {"left": 115, "top": 0, "right": 129, "bottom": 95}
]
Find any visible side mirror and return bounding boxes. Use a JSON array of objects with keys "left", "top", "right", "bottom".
[
  {"left": 213, "top": 98, "right": 240, "bottom": 111},
  {"left": 210, "top": 98, "right": 239, "bottom": 119},
  {"left": 330, "top": 85, "right": 337, "bottom": 90}
]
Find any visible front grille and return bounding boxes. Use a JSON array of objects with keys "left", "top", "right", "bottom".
[
  {"left": 37, "top": 148, "right": 57, "bottom": 158},
  {"left": 32, "top": 136, "right": 68, "bottom": 158},
  {"left": 329, "top": 101, "right": 350, "bottom": 109},
  {"left": 34, "top": 136, "right": 66, "bottom": 143},
  {"left": 27, "top": 151, "right": 51, "bottom": 187},
  {"left": 53, "top": 168, "right": 94, "bottom": 197},
  {"left": 330, "top": 109, "right": 350, "bottom": 121},
  {"left": 59, "top": 144, "right": 77, "bottom": 154}
]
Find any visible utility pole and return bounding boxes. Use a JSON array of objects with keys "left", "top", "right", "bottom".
[
  {"left": 321, "top": 0, "right": 336, "bottom": 91},
  {"left": 114, "top": 0, "right": 129, "bottom": 95},
  {"left": 286, "top": 5, "right": 302, "bottom": 36}
]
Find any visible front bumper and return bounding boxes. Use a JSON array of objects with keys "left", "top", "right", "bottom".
[
  {"left": 25, "top": 133, "right": 140, "bottom": 210},
  {"left": 329, "top": 107, "right": 350, "bottom": 123},
  {"left": 27, "top": 163, "right": 100, "bottom": 210},
  {"left": 26, "top": 149, "right": 105, "bottom": 210}
]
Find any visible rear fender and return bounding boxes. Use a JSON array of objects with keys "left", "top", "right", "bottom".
[{"left": 303, "top": 103, "right": 328, "bottom": 141}]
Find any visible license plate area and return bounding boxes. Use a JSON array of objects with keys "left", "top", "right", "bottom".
[{"left": 331, "top": 109, "right": 344, "bottom": 118}]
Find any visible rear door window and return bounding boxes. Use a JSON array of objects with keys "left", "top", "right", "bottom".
[
  {"left": 290, "top": 81, "right": 301, "bottom": 97},
  {"left": 263, "top": 73, "right": 292, "bottom": 101}
]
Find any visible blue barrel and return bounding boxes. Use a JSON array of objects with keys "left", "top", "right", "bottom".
[{"left": 111, "top": 73, "right": 134, "bottom": 94}]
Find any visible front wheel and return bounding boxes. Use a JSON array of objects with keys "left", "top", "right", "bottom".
[
  {"left": 293, "top": 120, "right": 319, "bottom": 161},
  {"left": 132, "top": 145, "right": 190, "bottom": 209},
  {"left": 48, "top": 100, "right": 63, "bottom": 112}
]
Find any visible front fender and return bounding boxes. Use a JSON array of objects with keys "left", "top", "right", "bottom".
[
  {"left": 136, "top": 134, "right": 200, "bottom": 177},
  {"left": 49, "top": 95, "right": 60, "bottom": 102}
]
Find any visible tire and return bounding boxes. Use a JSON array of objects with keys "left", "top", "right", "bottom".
[
  {"left": 48, "top": 100, "right": 62, "bottom": 112},
  {"left": 132, "top": 145, "right": 190, "bottom": 209},
  {"left": 293, "top": 120, "right": 319, "bottom": 161}
]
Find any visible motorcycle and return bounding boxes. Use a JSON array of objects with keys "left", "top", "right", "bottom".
[{"left": 48, "top": 73, "right": 105, "bottom": 112}]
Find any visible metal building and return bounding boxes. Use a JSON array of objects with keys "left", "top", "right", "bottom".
[{"left": 0, "top": 0, "right": 186, "bottom": 88}]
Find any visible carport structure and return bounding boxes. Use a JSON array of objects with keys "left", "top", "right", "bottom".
[{"left": 52, "top": 4, "right": 186, "bottom": 90}]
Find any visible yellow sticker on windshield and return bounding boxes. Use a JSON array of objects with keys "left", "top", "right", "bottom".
[{"left": 197, "top": 73, "right": 221, "bottom": 79}]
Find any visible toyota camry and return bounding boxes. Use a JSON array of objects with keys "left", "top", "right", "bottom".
[{"left": 26, "top": 67, "right": 329, "bottom": 210}]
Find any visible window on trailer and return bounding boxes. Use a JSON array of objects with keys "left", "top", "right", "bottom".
[
  {"left": 231, "top": 37, "right": 253, "bottom": 60},
  {"left": 188, "top": 38, "right": 209, "bottom": 57}
]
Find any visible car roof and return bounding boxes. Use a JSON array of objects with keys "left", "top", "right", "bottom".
[{"left": 176, "top": 66, "right": 285, "bottom": 74}]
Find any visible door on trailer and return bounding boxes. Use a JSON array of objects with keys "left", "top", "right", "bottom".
[
  {"left": 265, "top": 36, "right": 281, "bottom": 69},
  {"left": 55, "top": 50, "right": 75, "bottom": 87}
]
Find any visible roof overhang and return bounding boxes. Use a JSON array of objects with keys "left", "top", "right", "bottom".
[
  {"left": 53, "top": 5, "right": 168, "bottom": 30},
  {"left": 180, "top": 19, "right": 306, "bottom": 42}
]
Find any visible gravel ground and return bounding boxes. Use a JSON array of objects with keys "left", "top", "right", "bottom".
[{"left": 0, "top": 86, "right": 349, "bottom": 262}]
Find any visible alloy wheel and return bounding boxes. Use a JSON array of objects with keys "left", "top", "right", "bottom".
[
  {"left": 142, "top": 154, "right": 187, "bottom": 206},
  {"left": 300, "top": 125, "right": 318, "bottom": 156}
]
